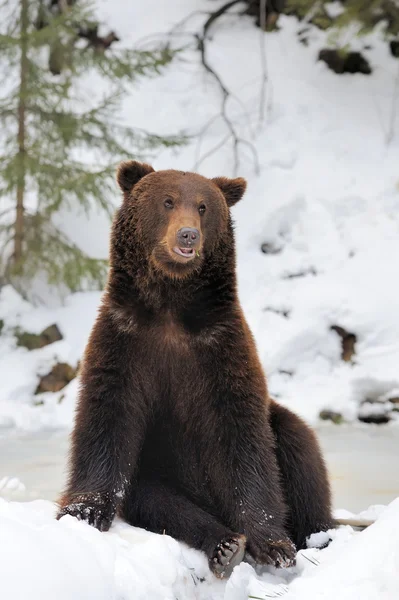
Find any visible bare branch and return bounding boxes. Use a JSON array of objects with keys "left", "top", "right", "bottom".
[
  {"left": 386, "top": 62, "right": 399, "bottom": 145},
  {"left": 170, "top": 10, "right": 209, "bottom": 34},
  {"left": 195, "top": 132, "right": 232, "bottom": 171},
  {"left": 195, "top": 0, "right": 259, "bottom": 174},
  {"left": 258, "top": 0, "right": 268, "bottom": 124},
  {"left": 193, "top": 113, "right": 221, "bottom": 167},
  {"left": 0, "top": 206, "right": 15, "bottom": 220}
]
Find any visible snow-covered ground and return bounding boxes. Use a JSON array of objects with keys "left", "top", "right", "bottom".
[
  {"left": 1, "top": 0, "right": 399, "bottom": 597},
  {"left": 1, "top": 497, "right": 398, "bottom": 600},
  {"left": 1, "top": 1, "right": 399, "bottom": 429}
]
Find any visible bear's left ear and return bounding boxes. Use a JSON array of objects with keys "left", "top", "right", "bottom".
[
  {"left": 117, "top": 160, "right": 155, "bottom": 193},
  {"left": 212, "top": 176, "right": 247, "bottom": 207}
]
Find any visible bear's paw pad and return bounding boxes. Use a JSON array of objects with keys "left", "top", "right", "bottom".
[{"left": 210, "top": 534, "right": 246, "bottom": 578}]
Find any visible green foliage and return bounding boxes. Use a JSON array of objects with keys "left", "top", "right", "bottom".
[
  {"left": 334, "top": 1, "right": 399, "bottom": 37},
  {"left": 285, "top": 0, "right": 399, "bottom": 38},
  {"left": 0, "top": 0, "right": 185, "bottom": 301},
  {"left": 285, "top": 0, "right": 317, "bottom": 19}
]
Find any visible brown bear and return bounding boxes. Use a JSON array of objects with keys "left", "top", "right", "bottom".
[{"left": 57, "top": 161, "right": 332, "bottom": 578}]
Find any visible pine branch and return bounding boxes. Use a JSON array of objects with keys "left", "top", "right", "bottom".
[{"left": 0, "top": 0, "right": 185, "bottom": 300}]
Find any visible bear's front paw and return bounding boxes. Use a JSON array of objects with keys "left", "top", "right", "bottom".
[
  {"left": 56, "top": 492, "right": 116, "bottom": 532},
  {"left": 249, "top": 536, "right": 296, "bottom": 569}
]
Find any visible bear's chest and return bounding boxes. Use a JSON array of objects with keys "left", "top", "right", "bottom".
[
  {"left": 157, "top": 316, "right": 189, "bottom": 350},
  {"left": 145, "top": 315, "right": 212, "bottom": 409},
  {"left": 144, "top": 314, "right": 194, "bottom": 381}
]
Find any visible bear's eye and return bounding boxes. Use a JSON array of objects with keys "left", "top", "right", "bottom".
[
  {"left": 198, "top": 204, "right": 206, "bottom": 215},
  {"left": 164, "top": 199, "right": 174, "bottom": 209}
]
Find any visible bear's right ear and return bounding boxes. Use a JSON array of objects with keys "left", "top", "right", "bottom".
[
  {"left": 116, "top": 161, "right": 155, "bottom": 193},
  {"left": 212, "top": 176, "right": 247, "bottom": 207}
]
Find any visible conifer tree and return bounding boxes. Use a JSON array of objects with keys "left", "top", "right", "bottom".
[
  {"left": 285, "top": 0, "right": 399, "bottom": 37},
  {"left": 0, "top": 0, "right": 183, "bottom": 301},
  {"left": 246, "top": 1, "right": 399, "bottom": 38}
]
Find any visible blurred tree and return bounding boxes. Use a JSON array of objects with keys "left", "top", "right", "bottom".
[
  {"left": 244, "top": 1, "right": 399, "bottom": 39},
  {"left": 0, "top": 0, "right": 183, "bottom": 301},
  {"left": 286, "top": 0, "right": 399, "bottom": 37}
]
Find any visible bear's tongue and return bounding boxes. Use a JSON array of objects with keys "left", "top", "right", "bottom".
[{"left": 173, "top": 246, "right": 195, "bottom": 258}]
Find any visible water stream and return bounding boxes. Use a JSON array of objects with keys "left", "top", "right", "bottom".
[{"left": 1, "top": 425, "right": 398, "bottom": 513}]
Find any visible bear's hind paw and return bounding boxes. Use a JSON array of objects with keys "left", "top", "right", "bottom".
[
  {"left": 209, "top": 534, "right": 246, "bottom": 579},
  {"left": 250, "top": 537, "right": 297, "bottom": 569}
]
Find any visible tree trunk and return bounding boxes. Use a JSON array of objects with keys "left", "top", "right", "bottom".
[{"left": 14, "top": 0, "right": 28, "bottom": 267}]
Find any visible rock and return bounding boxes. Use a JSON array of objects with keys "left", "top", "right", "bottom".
[
  {"left": 388, "top": 397, "right": 399, "bottom": 412},
  {"left": 15, "top": 323, "right": 63, "bottom": 350},
  {"left": 358, "top": 400, "right": 392, "bottom": 425},
  {"left": 319, "top": 409, "right": 343, "bottom": 424},
  {"left": 40, "top": 324, "right": 63, "bottom": 346},
  {"left": 318, "top": 49, "right": 372, "bottom": 75},
  {"left": 0, "top": 319, "right": 4, "bottom": 336},
  {"left": 358, "top": 413, "right": 391, "bottom": 425},
  {"left": 263, "top": 307, "right": 290, "bottom": 318},
  {"left": 35, "top": 362, "right": 77, "bottom": 395},
  {"left": 390, "top": 40, "right": 399, "bottom": 58},
  {"left": 330, "top": 325, "right": 356, "bottom": 362},
  {"left": 278, "top": 369, "right": 294, "bottom": 377},
  {"left": 283, "top": 267, "right": 317, "bottom": 279},
  {"left": 261, "top": 242, "right": 282, "bottom": 255},
  {"left": 15, "top": 330, "right": 42, "bottom": 350}
]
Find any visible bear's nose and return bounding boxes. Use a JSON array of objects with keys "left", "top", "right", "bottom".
[{"left": 177, "top": 227, "right": 200, "bottom": 249}]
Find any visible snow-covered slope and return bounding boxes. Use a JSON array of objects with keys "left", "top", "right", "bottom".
[
  {"left": 1, "top": 1, "right": 399, "bottom": 597},
  {"left": 1, "top": 0, "right": 399, "bottom": 429},
  {"left": 1, "top": 497, "right": 398, "bottom": 600}
]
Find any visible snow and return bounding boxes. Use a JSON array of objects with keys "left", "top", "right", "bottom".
[
  {"left": 0, "top": 497, "right": 398, "bottom": 600},
  {"left": 0, "top": 476, "right": 26, "bottom": 493},
  {"left": 0, "top": 285, "right": 98, "bottom": 432},
  {"left": 1, "top": 0, "right": 399, "bottom": 597},
  {"left": 1, "top": 0, "right": 399, "bottom": 429},
  {"left": 324, "top": 3, "right": 345, "bottom": 19}
]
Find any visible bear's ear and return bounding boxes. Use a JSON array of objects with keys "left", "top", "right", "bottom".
[
  {"left": 116, "top": 160, "right": 155, "bottom": 193},
  {"left": 212, "top": 176, "right": 247, "bottom": 207}
]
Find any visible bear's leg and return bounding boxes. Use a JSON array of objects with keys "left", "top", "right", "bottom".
[
  {"left": 202, "top": 393, "right": 296, "bottom": 568},
  {"left": 121, "top": 479, "right": 246, "bottom": 578},
  {"left": 56, "top": 312, "right": 149, "bottom": 531},
  {"left": 269, "top": 400, "right": 334, "bottom": 549}
]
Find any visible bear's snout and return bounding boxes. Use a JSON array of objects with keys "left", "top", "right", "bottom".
[
  {"left": 173, "top": 227, "right": 200, "bottom": 259},
  {"left": 177, "top": 228, "right": 200, "bottom": 248}
]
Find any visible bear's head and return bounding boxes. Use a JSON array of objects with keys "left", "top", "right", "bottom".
[{"left": 112, "top": 161, "right": 247, "bottom": 280}]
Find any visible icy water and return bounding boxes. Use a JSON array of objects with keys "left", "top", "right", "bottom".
[{"left": 0, "top": 425, "right": 398, "bottom": 512}]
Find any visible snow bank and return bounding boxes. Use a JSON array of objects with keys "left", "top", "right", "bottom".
[
  {"left": 1, "top": 0, "right": 399, "bottom": 431},
  {"left": 0, "top": 286, "right": 100, "bottom": 433},
  {"left": 1, "top": 497, "right": 398, "bottom": 600}
]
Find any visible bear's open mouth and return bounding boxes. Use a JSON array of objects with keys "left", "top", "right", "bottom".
[{"left": 173, "top": 247, "right": 195, "bottom": 259}]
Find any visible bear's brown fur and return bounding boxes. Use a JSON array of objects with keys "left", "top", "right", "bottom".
[{"left": 57, "top": 161, "right": 332, "bottom": 578}]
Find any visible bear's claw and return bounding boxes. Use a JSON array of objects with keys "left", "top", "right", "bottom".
[
  {"left": 56, "top": 493, "right": 116, "bottom": 532},
  {"left": 249, "top": 537, "right": 297, "bottom": 569},
  {"left": 210, "top": 534, "right": 246, "bottom": 578}
]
